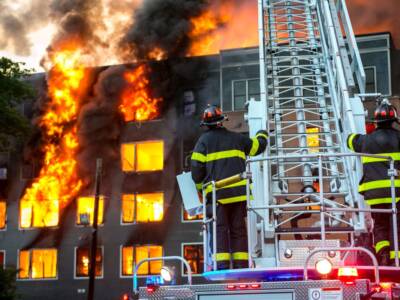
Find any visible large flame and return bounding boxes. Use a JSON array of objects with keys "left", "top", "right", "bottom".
[
  {"left": 20, "top": 42, "right": 88, "bottom": 228},
  {"left": 119, "top": 64, "right": 162, "bottom": 122}
]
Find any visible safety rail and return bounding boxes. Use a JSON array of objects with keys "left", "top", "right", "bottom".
[
  {"left": 133, "top": 256, "right": 192, "bottom": 294},
  {"left": 246, "top": 152, "right": 399, "bottom": 268},
  {"left": 201, "top": 152, "right": 399, "bottom": 271}
]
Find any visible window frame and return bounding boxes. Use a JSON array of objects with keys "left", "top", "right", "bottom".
[
  {"left": 119, "top": 245, "right": 164, "bottom": 278},
  {"left": 17, "top": 248, "right": 58, "bottom": 281},
  {"left": 181, "top": 243, "right": 204, "bottom": 277},
  {"left": 121, "top": 140, "right": 164, "bottom": 173},
  {"left": 120, "top": 192, "right": 164, "bottom": 225},
  {"left": 230, "top": 78, "right": 261, "bottom": 112},
  {"left": 73, "top": 246, "right": 104, "bottom": 280}
]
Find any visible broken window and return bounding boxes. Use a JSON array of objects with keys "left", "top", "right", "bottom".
[
  {"left": 122, "top": 193, "right": 164, "bottom": 223},
  {"left": 183, "top": 244, "right": 204, "bottom": 274},
  {"left": 20, "top": 199, "right": 59, "bottom": 228},
  {"left": 76, "top": 196, "right": 104, "bottom": 225},
  {"left": 306, "top": 127, "right": 320, "bottom": 153},
  {"left": 121, "top": 245, "right": 162, "bottom": 276},
  {"left": 0, "top": 201, "right": 5, "bottom": 229},
  {"left": 75, "top": 247, "right": 103, "bottom": 278},
  {"left": 121, "top": 141, "right": 164, "bottom": 172},
  {"left": 18, "top": 249, "right": 57, "bottom": 279}
]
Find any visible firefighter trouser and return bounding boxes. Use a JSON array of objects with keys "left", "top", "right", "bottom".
[
  {"left": 215, "top": 201, "right": 249, "bottom": 270},
  {"left": 371, "top": 203, "right": 400, "bottom": 263}
]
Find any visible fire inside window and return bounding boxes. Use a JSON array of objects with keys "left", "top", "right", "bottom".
[
  {"left": 183, "top": 244, "right": 204, "bottom": 274},
  {"left": 306, "top": 127, "right": 320, "bottom": 152},
  {"left": 0, "top": 201, "right": 6, "bottom": 229},
  {"left": 121, "top": 141, "right": 164, "bottom": 172},
  {"left": 121, "top": 245, "right": 162, "bottom": 276},
  {"left": 75, "top": 247, "right": 103, "bottom": 277},
  {"left": 183, "top": 207, "right": 203, "bottom": 221},
  {"left": 122, "top": 193, "right": 164, "bottom": 223},
  {"left": 0, "top": 251, "right": 4, "bottom": 269},
  {"left": 20, "top": 199, "right": 59, "bottom": 228},
  {"left": 76, "top": 196, "right": 104, "bottom": 225},
  {"left": 18, "top": 249, "right": 57, "bottom": 279}
]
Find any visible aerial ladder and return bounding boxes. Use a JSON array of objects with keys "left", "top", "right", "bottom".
[{"left": 134, "top": 0, "right": 400, "bottom": 299}]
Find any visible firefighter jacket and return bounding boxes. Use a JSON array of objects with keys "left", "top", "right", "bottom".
[
  {"left": 347, "top": 127, "right": 400, "bottom": 206},
  {"left": 191, "top": 127, "right": 268, "bottom": 204}
]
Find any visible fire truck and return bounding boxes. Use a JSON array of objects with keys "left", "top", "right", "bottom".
[{"left": 130, "top": 0, "right": 400, "bottom": 299}]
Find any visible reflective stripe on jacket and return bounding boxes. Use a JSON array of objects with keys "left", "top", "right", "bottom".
[
  {"left": 191, "top": 127, "right": 268, "bottom": 204},
  {"left": 347, "top": 128, "right": 400, "bottom": 206}
]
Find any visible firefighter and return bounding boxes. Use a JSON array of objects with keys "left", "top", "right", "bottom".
[
  {"left": 191, "top": 104, "right": 268, "bottom": 270},
  {"left": 347, "top": 99, "right": 400, "bottom": 266}
]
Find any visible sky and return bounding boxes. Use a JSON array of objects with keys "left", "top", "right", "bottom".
[{"left": 0, "top": 0, "right": 398, "bottom": 72}]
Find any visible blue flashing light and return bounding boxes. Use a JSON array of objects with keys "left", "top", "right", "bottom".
[{"left": 146, "top": 275, "right": 165, "bottom": 286}]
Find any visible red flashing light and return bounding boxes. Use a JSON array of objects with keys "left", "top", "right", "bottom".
[
  {"left": 239, "top": 284, "right": 248, "bottom": 289},
  {"left": 250, "top": 284, "right": 261, "bottom": 289},
  {"left": 146, "top": 286, "right": 156, "bottom": 293},
  {"left": 227, "top": 283, "right": 261, "bottom": 290},
  {"left": 227, "top": 284, "right": 236, "bottom": 290},
  {"left": 122, "top": 294, "right": 129, "bottom": 300}
]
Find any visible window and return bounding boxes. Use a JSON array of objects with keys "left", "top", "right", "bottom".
[
  {"left": 232, "top": 79, "right": 260, "bottom": 111},
  {"left": 365, "top": 67, "right": 377, "bottom": 93},
  {"left": 121, "top": 193, "right": 164, "bottom": 223},
  {"left": 18, "top": 249, "right": 57, "bottom": 279},
  {"left": 183, "top": 244, "right": 203, "bottom": 275},
  {"left": 20, "top": 199, "right": 59, "bottom": 228},
  {"left": 182, "top": 207, "right": 203, "bottom": 221},
  {"left": 76, "top": 196, "right": 104, "bottom": 225},
  {"left": 75, "top": 247, "right": 103, "bottom": 278},
  {"left": 0, "top": 201, "right": 5, "bottom": 229},
  {"left": 0, "top": 251, "right": 4, "bottom": 269},
  {"left": 306, "top": 127, "right": 320, "bottom": 153},
  {"left": 121, "top": 141, "right": 164, "bottom": 172},
  {"left": 121, "top": 245, "right": 163, "bottom": 276}
]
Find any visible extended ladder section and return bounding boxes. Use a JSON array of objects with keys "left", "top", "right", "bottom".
[{"left": 247, "top": 0, "right": 367, "bottom": 267}]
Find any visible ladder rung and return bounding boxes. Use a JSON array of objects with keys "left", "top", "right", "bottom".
[{"left": 275, "top": 226, "right": 354, "bottom": 234}]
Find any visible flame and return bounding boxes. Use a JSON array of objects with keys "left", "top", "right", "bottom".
[
  {"left": 119, "top": 64, "right": 162, "bottom": 122},
  {"left": 188, "top": 2, "right": 258, "bottom": 56},
  {"left": 20, "top": 42, "right": 89, "bottom": 228}
]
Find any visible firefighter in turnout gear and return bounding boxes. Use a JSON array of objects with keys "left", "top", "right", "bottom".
[
  {"left": 347, "top": 99, "right": 400, "bottom": 266},
  {"left": 191, "top": 104, "right": 268, "bottom": 270}
]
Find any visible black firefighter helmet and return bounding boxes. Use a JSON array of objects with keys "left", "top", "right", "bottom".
[
  {"left": 374, "top": 99, "right": 398, "bottom": 123},
  {"left": 200, "top": 104, "right": 228, "bottom": 126}
]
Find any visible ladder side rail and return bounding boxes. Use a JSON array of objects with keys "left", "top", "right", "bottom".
[
  {"left": 316, "top": 0, "right": 366, "bottom": 231},
  {"left": 335, "top": 0, "right": 366, "bottom": 94}
]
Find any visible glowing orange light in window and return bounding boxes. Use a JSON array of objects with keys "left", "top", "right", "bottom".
[
  {"left": 0, "top": 202, "right": 6, "bottom": 229},
  {"left": 18, "top": 249, "right": 57, "bottom": 279},
  {"left": 20, "top": 199, "right": 59, "bottom": 228},
  {"left": 306, "top": 127, "right": 320, "bottom": 152},
  {"left": 76, "top": 196, "right": 104, "bottom": 225},
  {"left": 121, "top": 141, "right": 164, "bottom": 172},
  {"left": 134, "top": 245, "right": 163, "bottom": 275},
  {"left": 136, "top": 193, "right": 164, "bottom": 222}
]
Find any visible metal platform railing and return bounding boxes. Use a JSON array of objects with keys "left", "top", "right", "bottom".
[{"left": 202, "top": 152, "right": 399, "bottom": 271}]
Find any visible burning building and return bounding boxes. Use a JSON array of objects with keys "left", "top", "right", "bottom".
[{"left": 0, "top": 0, "right": 400, "bottom": 299}]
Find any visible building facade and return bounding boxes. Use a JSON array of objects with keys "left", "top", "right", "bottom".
[{"left": 0, "top": 32, "right": 397, "bottom": 300}]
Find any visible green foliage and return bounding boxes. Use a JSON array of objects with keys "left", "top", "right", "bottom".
[
  {"left": 0, "top": 267, "right": 18, "bottom": 300},
  {"left": 0, "top": 57, "right": 36, "bottom": 151}
]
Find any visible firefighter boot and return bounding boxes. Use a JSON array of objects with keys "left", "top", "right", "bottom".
[{"left": 377, "top": 248, "right": 390, "bottom": 266}]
